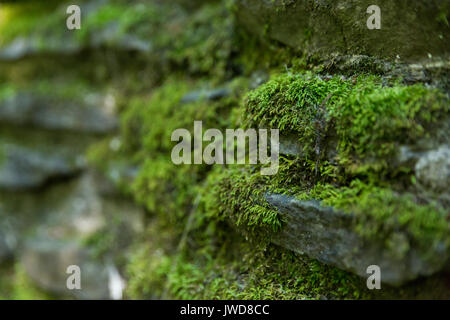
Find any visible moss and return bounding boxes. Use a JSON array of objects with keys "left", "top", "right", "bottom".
[
  {"left": 0, "top": 263, "right": 53, "bottom": 300},
  {"left": 0, "top": 1, "right": 63, "bottom": 46},
  {"left": 77, "top": 1, "right": 173, "bottom": 44},
  {"left": 122, "top": 69, "right": 448, "bottom": 299},
  {"left": 127, "top": 225, "right": 450, "bottom": 300},
  {"left": 3, "top": 0, "right": 448, "bottom": 302},
  {"left": 238, "top": 71, "right": 449, "bottom": 255},
  {"left": 89, "top": 76, "right": 247, "bottom": 241},
  {"left": 0, "top": 0, "right": 162, "bottom": 47},
  {"left": 0, "top": 77, "right": 104, "bottom": 103},
  {"left": 245, "top": 72, "right": 352, "bottom": 159},
  {"left": 125, "top": 226, "right": 370, "bottom": 300},
  {"left": 162, "top": 244, "right": 369, "bottom": 300},
  {"left": 297, "top": 180, "right": 449, "bottom": 256},
  {"left": 330, "top": 80, "right": 447, "bottom": 162},
  {"left": 168, "top": 2, "right": 236, "bottom": 81},
  {"left": 245, "top": 72, "right": 448, "bottom": 177},
  {"left": 199, "top": 166, "right": 283, "bottom": 235}
]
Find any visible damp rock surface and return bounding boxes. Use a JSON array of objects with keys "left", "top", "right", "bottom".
[{"left": 266, "top": 193, "right": 449, "bottom": 286}]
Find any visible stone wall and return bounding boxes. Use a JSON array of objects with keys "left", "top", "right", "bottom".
[{"left": 0, "top": 0, "right": 449, "bottom": 299}]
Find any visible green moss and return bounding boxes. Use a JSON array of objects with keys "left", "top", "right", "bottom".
[
  {"left": 90, "top": 76, "right": 246, "bottom": 239},
  {"left": 330, "top": 80, "right": 447, "bottom": 162},
  {"left": 0, "top": 1, "right": 63, "bottom": 46},
  {"left": 0, "top": 83, "right": 16, "bottom": 102},
  {"left": 127, "top": 224, "right": 449, "bottom": 300},
  {"left": 245, "top": 72, "right": 448, "bottom": 176},
  {"left": 0, "top": 77, "right": 103, "bottom": 103},
  {"left": 125, "top": 228, "right": 370, "bottom": 300},
  {"left": 199, "top": 166, "right": 283, "bottom": 234},
  {"left": 0, "top": 263, "right": 53, "bottom": 300},
  {"left": 168, "top": 2, "right": 235, "bottom": 81}
]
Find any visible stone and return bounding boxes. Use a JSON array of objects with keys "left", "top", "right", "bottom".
[
  {"left": 21, "top": 237, "right": 111, "bottom": 299},
  {"left": 235, "top": 0, "right": 448, "bottom": 61},
  {"left": 265, "top": 193, "right": 449, "bottom": 285},
  {"left": 0, "top": 1, "right": 152, "bottom": 61},
  {"left": 0, "top": 217, "right": 17, "bottom": 262},
  {"left": 0, "top": 92, "right": 118, "bottom": 133},
  {"left": 180, "top": 88, "right": 232, "bottom": 104},
  {"left": 12, "top": 173, "right": 143, "bottom": 298},
  {"left": 249, "top": 70, "right": 269, "bottom": 89},
  {"left": 0, "top": 142, "right": 85, "bottom": 190}
]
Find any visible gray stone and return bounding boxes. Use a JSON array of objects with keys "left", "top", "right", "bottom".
[
  {"left": 0, "top": 217, "right": 17, "bottom": 262},
  {"left": 0, "top": 92, "right": 118, "bottom": 133},
  {"left": 9, "top": 173, "right": 143, "bottom": 298},
  {"left": 89, "top": 22, "right": 152, "bottom": 52},
  {"left": 180, "top": 88, "right": 232, "bottom": 104},
  {"left": 21, "top": 238, "right": 111, "bottom": 299},
  {"left": 265, "top": 193, "right": 449, "bottom": 285},
  {"left": 0, "top": 37, "right": 39, "bottom": 61},
  {"left": 415, "top": 145, "right": 450, "bottom": 193},
  {"left": 249, "top": 70, "right": 269, "bottom": 89},
  {"left": 0, "top": 143, "right": 85, "bottom": 190},
  {"left": 0, "top": 1, "right": 152, "bottom": 61},
  {"left": 235, "top": 0, "right": 449, "bottom": 62}
]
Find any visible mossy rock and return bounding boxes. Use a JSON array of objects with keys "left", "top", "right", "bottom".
[{"left": 235, "top": 0, "right": 449, "bottom": 61}]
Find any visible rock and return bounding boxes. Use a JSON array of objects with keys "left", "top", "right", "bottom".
[
  {"left": 279, "top": 134, "right": 449, "bottom": 198},
  {"left": 0, "top": 1, "right": 152, "bottom": 61},
  {"left": 180, "top": 88, "right": 232, "bottom": 104},
  {"left": 265, "top": 193, "right": 449, "bottom": 285},
  {"left": 33, "top": 174, "right": 107, "bottom": 239},
  {"left": 0, "top": 37, "right": 41, "bottom": 61},
  {"left": 235, "top": 0, "right": 449, "bottom": 61},
  {"left": 0, "top": 142, "right": 85, "bottom": 190},
  {"left": 249, "top": 70, "right": 269, "bottom": 89},
  {"left": 415, "top": 145, "right": 450, "bottom": 193},
  {"left": 92, "top": 162, "right": 140, "bottom": 196},
  {"left": 21, "top": 237, "right": 111, "bottom": 299},
  {"left": 0, "top": 92, "right": 118, "bottom": 133}
]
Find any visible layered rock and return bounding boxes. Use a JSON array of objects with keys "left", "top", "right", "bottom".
[
  {"left": 266, "top": 195, "right": 448, "bottom": 285},
  {"left": 235, "top": 0, "right": 449, "bottom": 61}
]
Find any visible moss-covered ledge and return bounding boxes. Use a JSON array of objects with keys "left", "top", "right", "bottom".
[
  {"left": 266, "top": 192, "right": 449, "bottom": 286},
  {"left": 200, "top": 70, "right": 450, "bottom": 286}
]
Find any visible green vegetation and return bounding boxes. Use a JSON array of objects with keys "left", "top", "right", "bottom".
[
  {"left": 245, "top": 73, "right": 447, "bottom": 166},
  {"left": 0, "top": 263, "right": 52, "bottom": 300},
  {"left": 126, "top": 238, "right": 370, "bottom": 300},
  {"left": 114, "top": 68, "right": 449, "bottom": 299}
]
